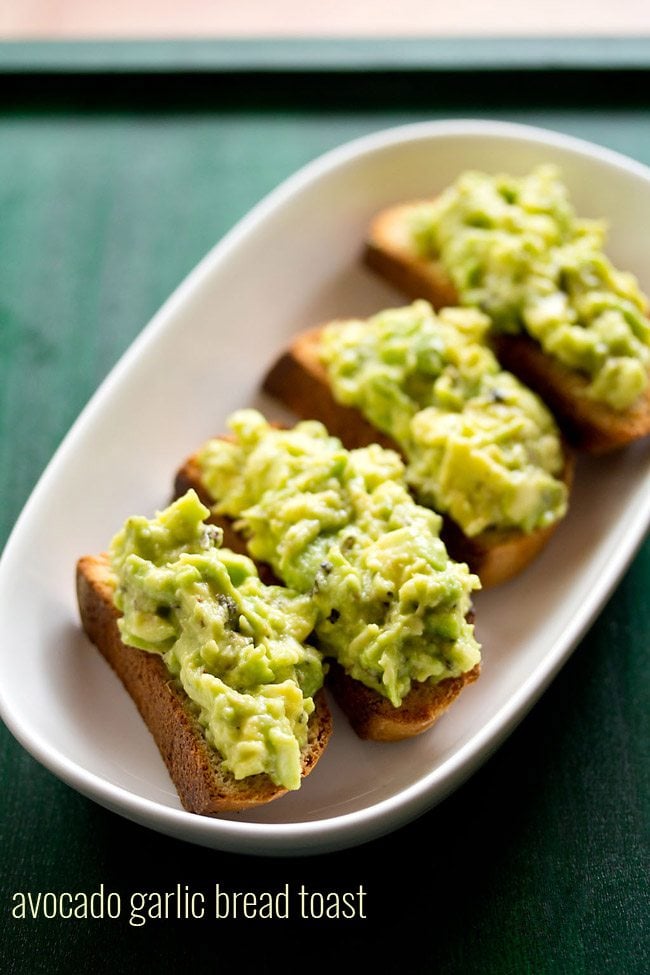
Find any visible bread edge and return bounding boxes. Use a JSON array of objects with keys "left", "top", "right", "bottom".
[{"left": 326, "top": 661, "right": 480, "bottom": 741}]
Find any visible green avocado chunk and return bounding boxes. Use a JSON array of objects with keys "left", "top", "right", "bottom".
[
  {"left": 409, "top": 165, "right": 650, "bottom": 411},
  {"left": 197, "top": 410, "right": 481, "bottom": 708},
  {"left": 109, "top": 490, "right": 324, "bottom": 791},
  {"left": 320, "top": 300, "right": 568, "bottom": 538}
]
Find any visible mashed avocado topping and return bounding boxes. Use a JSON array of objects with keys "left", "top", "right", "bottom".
[
  {"left": 320, "top": 301, "right": 568, "bottom": 538},
  {"left": 197, "top": 410, "right": 481, "bottom": 707},
  {"left": 109, "top": 490, "right": 323, "bottom": 790},
  {"left": 409, "top": 165, "right": 650, "bottom": 411}
]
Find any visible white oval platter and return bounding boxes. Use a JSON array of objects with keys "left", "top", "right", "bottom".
[{"left": 1, "top": 119, "right": 649, "bottom": 856}]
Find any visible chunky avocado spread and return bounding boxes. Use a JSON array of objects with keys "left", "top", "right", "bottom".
[
  {"left": 320, "top": 301, "right": 568, "bottom": 538},
  {"left": 110, "top": 490, "right": 324, "bottom": 790},
  {"left": 410, "top": 165, "right": 650, "bottom": 411},
  {"left": 197, "top": 410, "right": 481, "bottom": 707}
]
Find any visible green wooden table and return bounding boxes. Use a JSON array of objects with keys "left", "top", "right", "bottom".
[{"left": 0, "top": 38, "right": 648, "bottom": 974}]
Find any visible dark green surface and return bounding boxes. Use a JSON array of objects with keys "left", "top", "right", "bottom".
[{"left": 0, "top": 40, "right": 648, "bottom": 975}]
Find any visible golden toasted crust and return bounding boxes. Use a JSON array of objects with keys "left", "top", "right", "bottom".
[
  {"left": 263, "top": 328, "right": 396, "bottom": 451},
  {"left": 174, "top": 451, "right": 481, "bottom": 739},
  {"left": 490, "top": 332, "right": 650, "bottom": 454},
  {"left": 364, "top": 200, "right": 650, "bottom": 453},
  {"left": 326, "top": 661, "right": 480, "bottom": 741},
  {"left": 262, "top": 324, "right": 574, "bottom": 589},
  {"left": 76, "top": 554, "right": 332, "bottom": 814},
  {"left": 365, "top": 202, "right": 458, "bottom": 311}
]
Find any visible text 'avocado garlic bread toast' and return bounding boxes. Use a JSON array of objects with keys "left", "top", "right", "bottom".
[{"left": 363, "top": 166, "right": 650, "bottom": 453}]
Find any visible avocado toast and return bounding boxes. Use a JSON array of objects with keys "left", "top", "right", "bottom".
[
  {"left": 77, "top": 491, "right": 332, "bottom": 813},
  {"left": 263, "top": 301, "right": 574, "bottom": 588},
  {"left": 363, "top": 165, "right": 650, "bottom": 452},
  {"left": 175, "top": 410, "right": 482, "bottom": 741}
]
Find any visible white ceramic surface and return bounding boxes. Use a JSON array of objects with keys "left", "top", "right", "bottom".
[{"left": 1, "top": 119, "right": 649, "bottom": 857}]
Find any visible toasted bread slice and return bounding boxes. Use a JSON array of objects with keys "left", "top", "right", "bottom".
[
  {"left": 174, "top": 447, "right": 481, "bottom": 740},
  {"left": 263, "top": 325, "right": 574, "bottom": 589},
  {"left": 76, "top": 553, "right": 332, "bottom": 813},
  {"left": 364, "top": 200, "right": 650, "bottom": 453}
]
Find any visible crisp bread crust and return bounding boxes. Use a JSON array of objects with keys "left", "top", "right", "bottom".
[
  {"left": 175, "top": 450, "right": 481, "bottom": 740},
  {"left": 326, "top": 661, "right": 480, "bottom": 741},
  {"left": 364, "top": 200, "right": 650, "bottom": 453},
  {"left": 490, "top": 332, "right": 650, "bottom": 453},
  {"left": 76, "top": 554, "right": 332, "bottom": 814},
  {"left": 365, "top": 202, "right": 458, "bottom": 312},
  {"left": 262, "top": 325, "right": 574, "bottom": 589}
]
